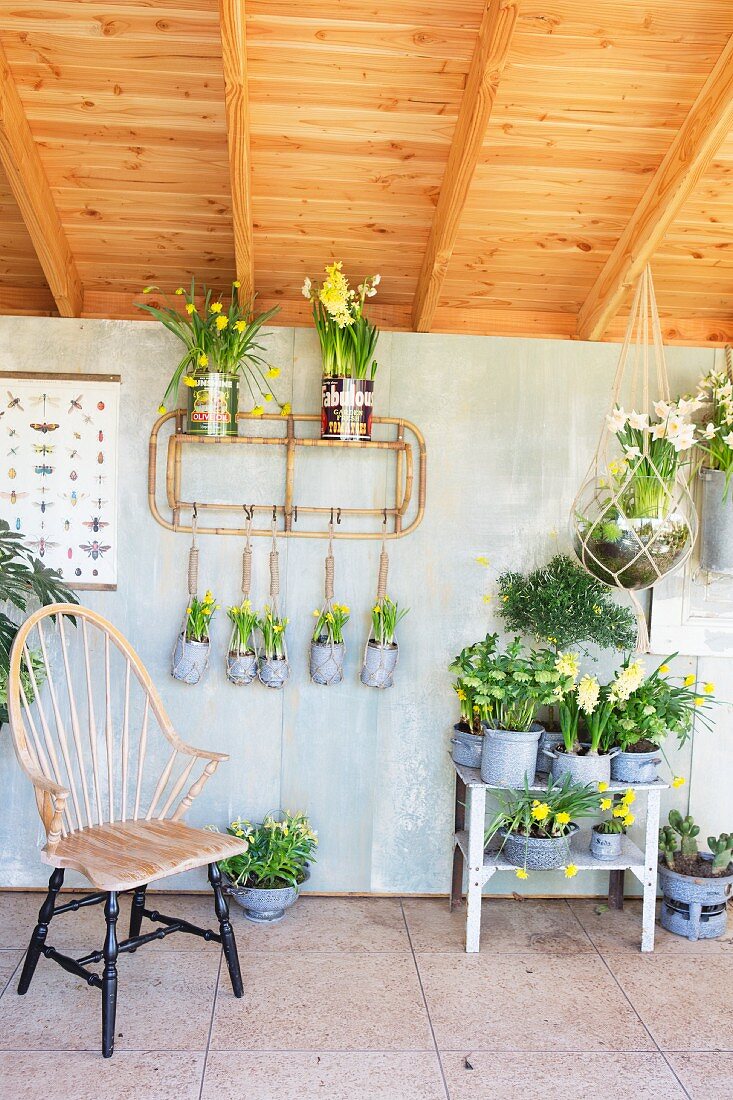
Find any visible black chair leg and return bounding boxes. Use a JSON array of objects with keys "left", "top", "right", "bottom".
[
  {"left": 18, "top": 867, "right": 64, "bottom": 996},
  {"left": 101, "top": 892, "right": 119, "bottom": 1058},
  {"left": 208, "top": 862, "right": 243, "bottom": 998},
  {"left": 128, "top": 884, "right": 147, "bottom": 945}
]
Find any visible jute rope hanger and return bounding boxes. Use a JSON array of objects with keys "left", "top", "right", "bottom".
[{"left": 310, "top": 520, "right": 345, "bottom": 685}]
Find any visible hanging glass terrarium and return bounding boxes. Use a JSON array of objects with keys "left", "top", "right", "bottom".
[{"left": 571, "top": 266, "right": 699, "bottom": 592}]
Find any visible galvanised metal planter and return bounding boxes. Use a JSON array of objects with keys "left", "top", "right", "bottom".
[
  {"left": 537, "top": 729, "right": 563, "bottom": 776},
  {"left": 310, "top": 640, "right": 345, "bottom": 686},
  {"left": 171, "top": 634, "right": 210, "bottom": 685},
  {"left": 480, "top": 723, "right": 542, "bottom": 788},
  {"left": 659, "top": 857, "right": 733, "bottom": 940},
  {"left": 498, "top": 824, "right": 578, "bottom": 871},
  {"left": 226, "top": 877, "right": 304, "bottom": 923},
  {"left": 258, "top": 656, "right": 290, "bottom": 689},
  {"left": 549, "top": 745, "right": 618, "bottom": 787},
  {"left": 590, "top": 825, "right": 622, "bottom": 861},
  {"left": 321, "top": 378, "right": 374, "bottom": 440},
  {"left": 611, "top": 747, "right": 662, "bottom": 784},
  {"left": 360, "top": 640, "right": 399, "bottom": 689},
  {"left": 699, "top": 468, "right": 733, "bottom": 574},
  {"left": 226, "top": 650, "right": 257, "bottom": 686},
  {"left": 187, "top": 373, "right": 239, "bottom": 437},
  {"left": 450, "top": 725, "right": 483, "bottom": 769}
]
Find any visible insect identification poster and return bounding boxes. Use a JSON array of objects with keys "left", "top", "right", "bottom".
[{"left": 0, "top": 372, "right": 121, "bottom": 590}]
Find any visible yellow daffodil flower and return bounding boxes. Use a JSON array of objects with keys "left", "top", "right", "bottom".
[
  {"left": 267, "top": 366, "right": 281, "bottom": 378},
  {"left": 186, "top": 303, "right": 197, "bottom": 315},
  {"left": 197, "top": 353, "right": 209, "bottom": 367},
  {"left": 694, "top": 697, "right": 704, "bottom": 706},
  {"left": 313, "top": 610, "right": 320, "bottom": 617},
  {"left": 684, "top": 674, "right": 696, "bottom": 687},
  {"left": 215, "top": 314, "right": 228, "bottom": 330},
  {"left": 704, "top": 682, "right": 715, "bottom": 694},
  {"left": 251, "top": 405, "right": 264, "bottom": 417},
  {"left": 659, "top": 664, "right": 670, "bottom": 674},
  {"left": 555, "top": 811, "right": 571, "bottom": 826},
  {"left": 600, "top": 798, "right": 612, "bottom": 812},
  {"left": 564, "top": 864, "right": 578, "bottom": 879},
  {"left": 622, "top": 789, "right": 636, "bottom": 805},
  {"left": 593, "top": 604, "right": 602, "bottom": 615},
  {"left": 622, "top": 813, "right": 635, "bottom": 827},
  {"left": 183, "top": 376, "right": 196, "bottom": 387},
  {"left": 142, "top": 286, "right": 154, "bottom": 294},
  {"left": 612, "top": 805, "right": 627, "bottom": 818},
  {"left": 475, "top": 556, "right": 490, "bottom": 566},
  {"left": 233, "top": 280, "right": 240, "bottom": 288},
  {"left": 175, "top": 287, "right": 184, "bottom": 295},
  {"left": 598, "top": 781, "right": 609, "bottom": 793},
  {"left": 482, "top": 594, "right": 492, "bottom": 604},
  {"left": 209, "top": 302, "right": 223, "bottom": 314},
  {"left": 158, "top": 404, "right": 167, "bottom": 415},
  {"left": 280, "top": 403, "right": 291, "bottom": 416},
  {"left": 672, "top": 776, "right": 685, "bottom": 788},
  {"left": 234, "top": 320, "right": 246, "bottom": 332},
  {"left": 515, "top": 868, "right": 528, "bottom": 880},
  {"left": 531, "top": 802, "right": 550, "bottom": 823},
  {"left": 263, "top": 393, "right": 273, "bottom": 402}
]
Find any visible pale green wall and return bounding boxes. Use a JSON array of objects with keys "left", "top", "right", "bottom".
[{"left": 0, "top": 317, "right": 726, "bottom": 895}]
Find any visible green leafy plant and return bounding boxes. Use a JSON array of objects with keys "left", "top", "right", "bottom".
[
  {"left": 595, "top": 789, "right": 635, "bottom": 834},
  {"left": 260, "top": 606, "right": 288, "bottom": 660},
  {"left": 497, "top": 554, "right": 637, "bottom": 653},
  {"left": 602, "top": 657, "right": 716, "bottom": 753},
  {"left": 371, "top": 595, "right": 408, "bottom": 646},
  {"left": 312, "top": 602, "right": 350, "bottom": 645},
  {"left": 227, "top": 598, "right": 258, "bottom": 656},
  {"left": 136, "top": 279, "right": 284, "bottom": 414},
  {"left": 302, "top": 262, "right": 380, "bottom": 379},
  {"left": 184, "top": 591, "right": 217, "bottom": 643},
  {"left": 218, "top": 811, "right": 318, "bottom": 889},
  {"left": 473, "top": 636, "right": 578, "bottom": 733},
  {"left": 0, "top": 521, "right": 77, "bottom": 724}
]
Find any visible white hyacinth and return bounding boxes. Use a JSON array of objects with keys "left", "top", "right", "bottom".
[{"left": 577, "top": 674, "right": 600, "bottom": 715}]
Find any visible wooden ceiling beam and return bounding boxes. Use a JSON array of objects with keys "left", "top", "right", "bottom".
[
  {"left": 218, "top": 0, "right": 254, "bottom": 303},
  {"left": 576, "top": 31, "right": 733, "bottom": 342},
  {"left": 411, "top": 0, "right": 518, "bottom": 333},
  {"left": 0, "top": 40, "right": 82, "bottom": 317}
]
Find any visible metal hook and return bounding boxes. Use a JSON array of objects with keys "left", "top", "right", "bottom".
[
  {"left": 383, "top": 508, "right": 387, "bottom": 527},
  {"left": 336, "top": 507, "right": 342, "bottom": 525},
  {"left": 293, "top": 505, "right": 298, "bottom": 524},
  {"left": 330, "top": 506, "right": 334, "bottom": 525},
  {"left": 192, "top": 501, "right": 198, "bottom": 522},
  {"left": 272, "top": 504, "right": 277, "bottom": 524}
]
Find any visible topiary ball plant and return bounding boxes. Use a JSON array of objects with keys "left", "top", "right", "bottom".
[{"left": 497, "top": 554, "right": 637, "bottom": 654}]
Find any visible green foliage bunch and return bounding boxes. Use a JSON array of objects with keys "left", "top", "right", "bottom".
[
  {"left": 485, "top": 773, "right": 601, "bottom": 843},
  {"left": 603, "top": 657, "right": 716, "bottom": 752},
  {"left": 218, "top": 811, "right": 318, "bottom": 889}
]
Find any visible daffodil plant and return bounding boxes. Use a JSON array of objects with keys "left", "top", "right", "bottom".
[
  {"left": 312, "top": 602, "right": 350, "bottom": 645},
  {"left": 259, "top": 607, "right": 288, "bottom": 661},
  {"left": 185, "top": 591, "right": 218, "bottom": 643},
  {"left": 302, "top": 262, "right": 380, "bottom": 379},
  {"left": 695, "top": 368, "right": 733, "bottom": 498},
  {"left": 227, "top": 599, "right": 258, "bottom": 656},
  {"left": 596, "top": 789, "right": 636, "bottom": 835},
  {"left": 137, "top": 279, "right": 286, "bottom": 415},
  {"left": 370, "top": 596, "right": 408, "bottom": 646},
  {"left": 218, "top": 811, "right": 318, "bottom": 890}
]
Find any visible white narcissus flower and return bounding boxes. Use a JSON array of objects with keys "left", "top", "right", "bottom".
[
  {"left": 702, "top": 422, "right": 717, "bottom": 440},
  {"left": 301, "top": 276, "right": 312, "bottom": 300},
  {"left": 373, "top": 273, "right": 381, "bottom": 286},
  {"left": 677, "top": 396, "right": 703, "bottom": 417},
  {"left": 654, "top": 400, "right": 674, "bottom": 420},
  {"left": 624, "top": 444, "right": 642, "bottom": 460},
  {"left": 627, "top": 411, "right": 648, "bottom": 430},
  {"left": 670, "top": 423, "right": 696, "bottom": 452},
  {"left": 652, "top": 422, "right": 668, "bottom": 440},
  {"left": 606, "top": 406, "right": 628, "bottom": 434},
  {"left": 724, "top": 432, "right": 733, "bottom": 448}
]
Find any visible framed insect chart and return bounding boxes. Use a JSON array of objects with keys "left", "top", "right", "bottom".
[{"left": 0, "top": 372, "right": 121, "bottom": 590}]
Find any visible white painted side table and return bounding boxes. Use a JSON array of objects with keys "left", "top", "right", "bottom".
[{"left": 450, "top": 760, "right": 666, "bottom": 953}]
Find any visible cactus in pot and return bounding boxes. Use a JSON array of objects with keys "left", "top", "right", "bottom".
[
  {"left": 658, "top": 811, "right": 733, "bottom": 940},
  {"left": 658, "top": 825, "right": 678, "bottom": 871},
  {"left": 668, "top": 810, "right": 700, "bottom": 857},
  {"left": 708, "top": 833, "right": 733, "bottom": 874}
]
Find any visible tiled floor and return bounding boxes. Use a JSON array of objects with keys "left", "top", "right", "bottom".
[{"left": 0, "top": 892, "right": 731, "bottom": 1099}]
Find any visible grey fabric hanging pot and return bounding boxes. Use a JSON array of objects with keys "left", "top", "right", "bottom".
[
  {"left": 226, "top": 650, "right": 257, "bottom": 686},
  {"left": 498, "top": 824, "right": 577, "bottom": 870},
  {"left": 258, "top": 655, "right": 290, "bottom": 689},
  {"left": 590, "top": 826, "right": 622, "bottom": 861},
  {"left": 480, "top": 723, "right": 542, "bottom": 788},
  {"left": 451, "top": 725, "right": 483, "bottom": 769},
  {"left": 360, "top": 640, "right": 399, "bottom": 689},
  {"left": 171, "top": 634, "right": 210, "bottom": 685},
  {"left": 611, "top": 747, "right": 662, "bottom": 784},
  {"left": 548, "top": 745, "right": 618, "bottom": 786},
  {"left": 310, "top": 640, "right": 345, "bottom": 686},
  {"left": 699, "top": 468, "right": 733, "bottom": 574}
]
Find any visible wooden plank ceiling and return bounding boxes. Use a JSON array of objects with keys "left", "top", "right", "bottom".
[{"left": 0, "top": 1, "right": 732, "bottom": 344}]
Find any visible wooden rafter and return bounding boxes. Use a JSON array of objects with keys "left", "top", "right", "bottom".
[
  {"left": 577, "top": 31, "right": 733, "bottom": 342},
  {"left": 218, "top": 0, "right": 254, "bottom": 303},
  {"left": 0, "top": 39, "right": 82, "bottom": 318},
  {"left": 411, "top": 0, "right": 518, "bottom": 333}
]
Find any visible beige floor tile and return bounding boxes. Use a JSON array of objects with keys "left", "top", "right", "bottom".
[
  {"left": 440, "top": 1051, "right": 685, "bottom": 1099},
  {"left": 569, "top": 899, "right": 733, "bottom": 954},
  {"left": 666, "top": 1052, "right": 733, "bottom": 1099},
  {"left": 0, "top": 951, "right": 22, "bottom": 997},
  {"left": 211, "top": 951, "right": 433, "bottom": 1051},
  {"left": 417, "top": 953, "right": 653, "bottom": 1052},
  {"left": 403, "top": 898, "right": 593, "bottom": 954},
  {"left": 202, "top": 1051, "right": 447, "bottom": 1100},
  {"left": 0, "top": 1050, "right": 204, "bottom": 1099},
  {"left": 230, "top": 896, "right": 409, "bottom": 952},
  {"left": 605, "top": 954, "right": 733, "bottom": 1051},
  {"left": 0, "top": 949, "right": 219, "bottom": 1051}
]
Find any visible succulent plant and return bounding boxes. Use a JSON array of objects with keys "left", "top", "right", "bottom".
[
  {"left": 668, "top": 809, "right": 700, "bottom": 857},
  {"left": 708, "top": 833, "right": 733, "bottom": 875},
  {"left": 658, "top": 825, "right": 678, "bottom": 870}
]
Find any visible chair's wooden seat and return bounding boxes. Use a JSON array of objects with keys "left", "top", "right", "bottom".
[{"left": 42, "top": 820, "right": 248, "bottom": 892}]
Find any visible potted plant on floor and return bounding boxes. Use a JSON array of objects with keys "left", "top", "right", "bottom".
[
  {"left": 476, "top": 637, "right": 579, "bottom": 788},
  {"left": 310, "top": 602, "right": 350, "bottom": 686},
  {"left": 484, "top": 773, "right": 601, "bottom": 876},
  {"left": 658, "top": 810, "right": 733, "bottom": 940},
  {"left": 604, "top": 657, "right": 716, "bottom": 784},
  {"left": 226, "top": 598, "right": 259, "bottom": 685},
  {"left": 172, "top": 590, "right": 217, "bottom": 685},
  {"left": 218, "top": 811, "right": 318, "bottom": 923},
  {"left": 361, "top": 595, "right": 408, "bottom": 689},
  {"left": 302, "top": 262, "right": 380, "bottom": 441},
  {"left": 695, "top": 367, "right": 733, "bottom": 573},
  {"left": 590, "top": 788, "right": 635, "bottom": 860},
  {"left": 258, "top": 606, "right": 290, "bottom": 688},
  {"left": 138, "top": 279, "right": 286, "bottom": 436}
]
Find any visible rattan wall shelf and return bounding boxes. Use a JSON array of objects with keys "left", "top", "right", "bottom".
[{"left": 148, "top": 409, "right": 427, "bottom": 540}]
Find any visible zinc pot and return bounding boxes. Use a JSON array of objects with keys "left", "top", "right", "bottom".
[
  {"left": 537, "top": 729, "right": 563, "bottom": 776},
  {"left": 321, "top": 378, "right": 374, "bottom": 441},
  {"left": 659, "top": 857, "right": 733, "bottom": 940},
  {"left": 480, "top": 723, "right": 542, "bottom": 788},
  {"left": 450, "top": 725, "right": 483, "bottom": 769},
  {"left": 310, "top": 640, "right": 345, "bottom": 686},
  {"left": 699, "top": 468, "right": 733, "bottom": 575},
  {"left": 226, "top": 650, "right": 257, "bottom": 686},
  {"left": 226, "top": 874, "right": 307, "bottom": 923},
  {"left": 549, "top": 745, "right": 618, "bottom": 786},
  {"left": 360, "top": 640, "right": 399, "bottom": 689},
  {"left": 258, "top": 655, "right": 290, "bottom": 689},
  {"left": 171, "top": 634, "right": 210, "bottom": 685},
  {"left": 590, "top": 826, "right": 622, "bottom": 861},
  {"left": 187, "top": 373, "right": 239, "bottom": 438},
  {"left": 498, "top": 824, "right": 578, "bottom": 871},
  {"left": 611, "top": 747, "right": 661, "bottom": 784}
]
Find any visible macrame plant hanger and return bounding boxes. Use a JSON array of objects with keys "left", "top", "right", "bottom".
[
  {"left": 360, "top": 516, "right": 400, "bottom": 688},
  {"left": 226, "top": 507, "right": 258, "bottom": 686},
  {"left": 570, "top": 265, "right": 698, "bottom": 653},
  {"left": 310, "top": 520, "right": 345, "bottom": 686},
  {"left": 171, "top": 504, "right": 211, "bottom": 684},
  {"left": 258, "top": 512, "right": 290, "bottom": 689}
]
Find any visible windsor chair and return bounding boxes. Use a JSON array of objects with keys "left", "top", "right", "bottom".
[{"left": 6, "top": 603, "right": 248, "bottom": 1057}]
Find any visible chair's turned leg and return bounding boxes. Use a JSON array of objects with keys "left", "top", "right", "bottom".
[
  {"left": 101, "top": 892, "right": 119, "bottom": 1058},
  {"left": 128, "top": 884, "right": 147, "bottom": 944},
  {"left": 208, "top": 862, "right": 243, "bottom": 998},
  {"left": 18, "top": 867, "right": 64, "bottom": 995}
]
